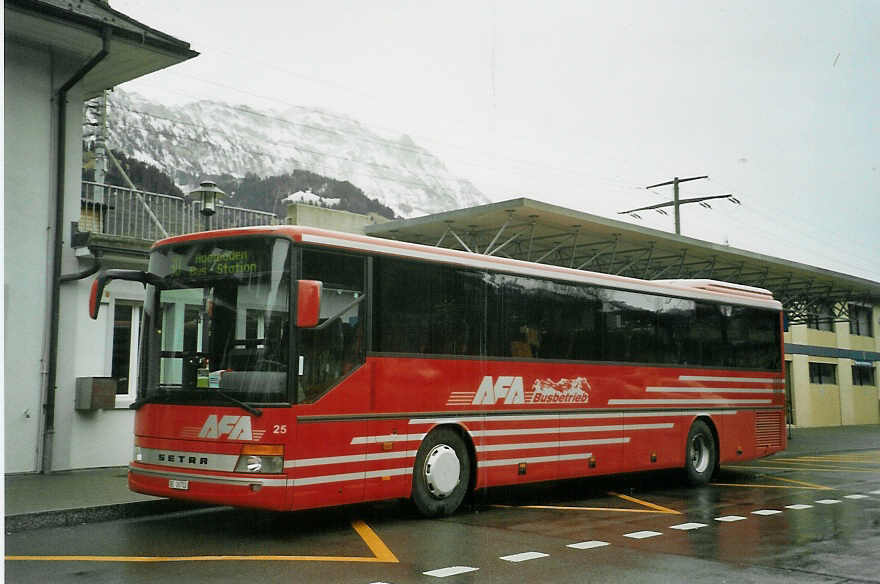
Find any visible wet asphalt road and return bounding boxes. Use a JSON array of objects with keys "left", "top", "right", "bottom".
[{"left": 6, "top": 449, "right": 880, "bottom": 584}]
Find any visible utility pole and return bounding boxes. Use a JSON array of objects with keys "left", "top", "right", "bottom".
[
  {"left": 93, "top": 90, "right": 108, "bottom": 203},
  {"left": 618, "top": 175, "right": 740, "bottom": 236}
]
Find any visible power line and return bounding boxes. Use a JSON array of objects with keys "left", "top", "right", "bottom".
[
  {"left": 627, "top": 175, "right": 878, "bottom": 279},
  {"left": 618, "top": 175, "right": 739, "bottom": 235},
  {"left": 693, "top": 201, "right": 879, "bottom": 278},
  {"left": 705, "top": 176, "right": 878, "bottom": 253},
  {"left": 730, "top": 205, "right": 879, "bottom": 276}
]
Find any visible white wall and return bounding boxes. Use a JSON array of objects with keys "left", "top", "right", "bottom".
[
  {"left": 60, "top": 279, "right": 145, "bottom": 470},
  {"left": 3, "top": 36, "right": 137, "bottom": 473},
  {"left": 4, "top": 41, "right": 54, "bottom": 473}
]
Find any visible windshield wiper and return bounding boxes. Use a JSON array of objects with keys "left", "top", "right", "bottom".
[
  {"left": 129, "top": 387, "right": 261, "bottom": 417},
  {"left": 211, "top": 387, "right": 263, "bottom": 417}
]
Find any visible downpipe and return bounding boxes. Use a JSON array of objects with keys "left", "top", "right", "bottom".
[
  {"left": 60, "top": 255, "right": 102, "bottom": 283},
  {"left": 41, "top": 27, "right": 111, "bottom": 474}
]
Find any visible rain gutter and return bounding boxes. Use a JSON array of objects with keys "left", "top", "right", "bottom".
[{"left": 41, "top": 26, "right": 111, "bottom": 473}]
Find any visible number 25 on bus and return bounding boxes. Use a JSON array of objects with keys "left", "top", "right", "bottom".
[{"left": 89, "top": 225, "right": 786, "bottom": 517}]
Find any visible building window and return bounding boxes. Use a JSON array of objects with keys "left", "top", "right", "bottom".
[
  {"left": 852, "top": 364, "right": 876, "bottom": 387},
  {"left": 849, "top": 304, "right": 874, "bottom": 337},
  {"left": 806, "top": 305, "right": 834, "bottom": 331},
  {"left": 808, "top": 362, "right": 837, "bottom": 385},
  {"left": 112, "top": 302, "right": 142, "bottom": 399}
]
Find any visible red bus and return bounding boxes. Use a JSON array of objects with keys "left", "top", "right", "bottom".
[{"left": 90, "top": 225, "right": 786, "bottom": 517}]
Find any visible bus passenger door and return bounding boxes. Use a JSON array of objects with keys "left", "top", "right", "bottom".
[
  {"left": 289, "top": 249, "right": 369, "bottom": 511},
  {"left": 290, "top": 388, "right": 368, "bottom": 511},
  {"left": 289, "top": 343, "right": 369, "bottom": 511}
]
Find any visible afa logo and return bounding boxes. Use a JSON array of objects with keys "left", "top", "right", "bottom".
[
  {"left": 452, "top": 375, "right": 591, "bottom": 406},
  {"left": 472, "top": 376, "right": 525, "bottom": 405},
  {"left": 198, "top": 414, "right": 253, "bottom": 440}
]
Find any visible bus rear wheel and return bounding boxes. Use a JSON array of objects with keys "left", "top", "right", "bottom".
[
  {"left": 411, "top": 428, "right": 471, "bottom": 517},
  {"left": 685, "top": 420, "right": 716, "bottom": 485}
]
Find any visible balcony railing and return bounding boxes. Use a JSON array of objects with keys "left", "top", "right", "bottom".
[{"left": 80, "top": 181, "right": 280, "bottom": 242}]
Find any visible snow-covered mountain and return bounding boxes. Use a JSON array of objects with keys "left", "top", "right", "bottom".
[{"left": 92, "top": 89, "right": 489, "bottom": 218}]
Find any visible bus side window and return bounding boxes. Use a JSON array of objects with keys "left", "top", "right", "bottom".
[{"left": 297, "top": 249, "right": 366, "bottom": 403}]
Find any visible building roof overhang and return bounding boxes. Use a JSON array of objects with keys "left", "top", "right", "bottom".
[
  {"left": 5, "top": 0, "right": 198, "bottom": 99},
  {"left": 365, "top": 198, "right": 880, "bottom": 324}
]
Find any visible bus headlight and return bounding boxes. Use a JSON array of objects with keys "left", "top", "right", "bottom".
[{"left": 234, "top": 445, "right": 284, "bottom": 474}]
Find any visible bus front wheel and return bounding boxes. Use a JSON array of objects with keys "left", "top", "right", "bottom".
[
  {"left": 411, "top": 428, "right": 471, "bottom": 517},
  {"left": 684, "top": 420, "right": 716, "bottom": 485}
]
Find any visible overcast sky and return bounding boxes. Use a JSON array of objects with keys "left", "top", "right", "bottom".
[{"left": 114, "top": 0, "right": 879, "bottom": 282}]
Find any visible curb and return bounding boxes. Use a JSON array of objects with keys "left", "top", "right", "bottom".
[{"left": 5, "top": 499, "right": 205, "bottom": 534}]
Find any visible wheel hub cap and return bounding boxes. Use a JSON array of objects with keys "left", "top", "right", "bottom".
[
  {"left": 692, "top": 435, "right": 710, "bottom": 473},
  {"left": 424, "top": 444, "right": 460, "bottom": 498}
]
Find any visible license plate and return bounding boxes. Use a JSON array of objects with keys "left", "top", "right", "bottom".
[{"left": 169, "top": 479, "right": 189, "bottom": 490}]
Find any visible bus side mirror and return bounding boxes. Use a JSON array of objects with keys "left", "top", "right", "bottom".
[
  {"left": 296, "top": 280, "right": 322, "bottom": 328},
  {"left": 89, "top": 269, "right": 166, "bottom": 320},
  {"left": 89, "top": 273, "right": 111, "bottom": 320}
]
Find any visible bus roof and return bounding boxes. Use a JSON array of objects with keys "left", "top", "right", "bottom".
[{"left": 154, "top": 225, "right": 783, "bottom": 311}]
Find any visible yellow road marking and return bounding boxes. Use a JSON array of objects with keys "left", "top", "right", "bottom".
[
  {"left": 711, "top": 483, "right": 825, "bottom": 490},
  {"left": 755, "top": 459, "right": 877, "bottom": 471},
  {"left": 5, "top": 555, "right": 391, "bottom": 563},
  {"left": 492, "top": 492, "right": 680, "bottom": 515},
  {"left": 792, "top": 450, "right": 880, "bottom": 459},
  {"left": 794, "top": 451, "right": 880, "bottom": 457},
  {"left": 350, "top": 519, "right": 398, "bottom": 563},
  {"left": 6, "top": 520, "right": 398, "bottom": 564},
  {"left": 608, "top": 492, "right": 681, "bottom": 514},
  {"left": 711, "top": 475, "right": 832, "bottom": 490},
  {"left": 492, "top": 504, "right": 671, "bottom": 514},
  {"left": 786, "top": 456, "right": 880, "bottom": 465},
  {"left": 766, "top": 476, "right": 833, "bottom": 489},
  {"left": 755, "top": 460, "right": 877, "bottom": 472},
  {"left": 727, "top": 465, "right": 879, "bottom": 473}
]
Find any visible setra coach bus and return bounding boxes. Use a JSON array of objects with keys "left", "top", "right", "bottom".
[{"left": 89, "top": 225, "right": 786, "bottom": 517}]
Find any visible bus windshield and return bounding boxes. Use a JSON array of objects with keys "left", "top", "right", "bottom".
[{"left": 140, "top": 237, "right": 291, "bottom": 405}]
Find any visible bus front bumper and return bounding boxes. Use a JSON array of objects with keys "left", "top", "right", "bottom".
[{"left": 128, "top": 463, "right": 289, "bottom": 511}]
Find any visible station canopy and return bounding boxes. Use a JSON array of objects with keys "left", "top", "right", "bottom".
[{"left": 365, "top": 198, "right": 880, "bottom": 325}]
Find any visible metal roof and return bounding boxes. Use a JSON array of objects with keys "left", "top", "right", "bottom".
[
  {"left": 365, "top": 198, "right": 880, "bottom": 324},
  {"left": 5, "top": 0, "right": 198, "bottom": 99}
]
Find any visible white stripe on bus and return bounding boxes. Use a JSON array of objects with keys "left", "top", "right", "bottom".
[
  {"left": 348, "top": 421, "right": 675, "bottom": 446},
  {"left": 409, "top": 410, "right": 740, "bottom": 425},
  {"left": 608, "top": 398, "right": 771, "bottom": 405},
  {"left": 678, "top": 375, "right": 783, "bottom": 384},
  {"left": 470, "top": 423, "right": 673, "bottom": 438},
  {"left": 288, "top": 467, "right": 412, "bottom": 487},
  {"left": 476, "top": 437, "right": 629, "bottom": 452},
  {"left": 350, "top": 433, "right": 427, "bottom": 445},
  {"left": 284, "top": 450, "right": 418, "bottom": 469},
  {"left": 478, "top": 452, "right": 593, "bottom": 468},
  {"left": 645, "top": 387, "right": 784, "bottom": 394}
]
